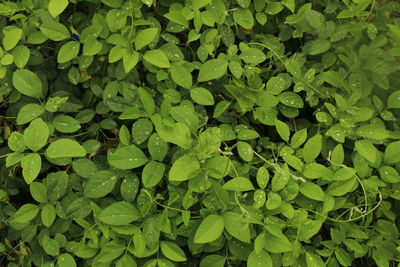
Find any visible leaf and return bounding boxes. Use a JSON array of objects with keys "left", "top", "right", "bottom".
[
  {"left": 21, "top": 153, "right": 41, "bottom": 184},
  {"left": 46, "top": 139, "right": 86, "bottom": 158},
  {"left": 135, "top": 28, "right": 158, "bottom": 50},
  {"left": 123, "top": 51, "right": 140, "bottom": 73},
  {"left": 40, "top": 21, "right": 70, "bottom": 41},
  {"left": 171, "top": 63, "right": 192, "bottom": 89},
  {"left": 305, "top": 252, "right": 325, "bottom": 267},
  {"left": 387, "top": 90, "right": 400, "bottom": 109},
  {"left": 356, "top": 124, "right": 389, "bottom": 140},
  {"left": 308, "top": 39, "right": 331, "bottom": 55},
  {"left": 291, "top": 128, "right": 307, "bottom": 148},
  {"left": 57, "top": 254, "right": 76, "bottom": 267},
  {"left": 41, "top": 203, "right": 56, "bottom": 227},
  {"left": 237, "top": 141, "right": 253, "bottom": 162},
  {"left": 198, "top": 59, "right": 228, "bottom": 82},
  {"left": 115, "top": 255, "right": 137, "bottom": 267},
  {"left": 384, "top": 141, "right": 400, "bottom": 164},
  {"left": 148, "top": 133, "right": 168, "bottom": 161},
  {"left": 12, "top": 69, "right": 42, "bottom": 98},
  {"left": 264, "top": 231, "right": 293, "bottom": 253},
  {"left": 194, "top": 214, "right": 224, "bottom": 243},
  {"left": 278, "top": 92, "right": 304, "bottom": 108},
  {"left": 17, "top": 104, "right": 44, "bottom": 125},
  {"left": 327, "top": 178, "right": 357, "bottom": 196},
  {"left": 53, "top": 115, "right": 81, "bottom": 133},
  {"left": 299, "top": 182, "right": 324, "bottom": 201},
  {"left": 138, "top": 87, "right": 155, "bottom": 115},
  {"left": 169, "top": 154, "right": 200, "bottom": 181},
  {"left": 98, "top": 201, "right": 141, "bottom": 225},
  {"left": 223, "top": 177, "right": 254, "bottom": 191},
  {"left": 2, "top": 26, "right": 22, "bottom": 51},
  {"left": 151, "top": 114, "right": 192, "bottom": 149},
  {"left": 200, "top": 255, "right": 226, "bottom": 267},
  {"left": 84, "top": 171, "right": 118, "bottom": 198},
  {"left": 108, "top": 145, "right": 148, "bottom": 169},
  {"left": 257, "top": 167, "right": 270, "bottom": 189},
  {"left": 14, "top": 204, "right": 40, "bottom": 223},
  {"left": 57, "top": 41, "right": 80, "bottom": 63},
  {"left": 239, "top": 48, "right": 266, "bottom": 64},
  {"left": 160, "top": 241, "right": 187, "bottom": 262},
  {"left": 355, "top": 140, "right": 377, "bottom": 163},
  {"left": 233, "top": 9, "right": 254, "bottom": 29},
  {"left": 275, "top": 120, "right": 290, "bottom": 142},
  {"left": 247, "top": 250, "right": 273, "bottom": 267},
  {"left": 23, "top": 118, "right": 49, "bottom": 152},
  {"left": 48, "top": 0, "right": 68, "bottom": 17},
  {"left": 223, "top": 211, "right": 251, "bottom": 243},
  {"left": 83, "top": 39, "right": 103, "bottom": 56},
  {"left": 12, "top": 45, "right": 30, "bottom": 69},
  {"left": 142, "top": 161, "right": 165, "bottom": 188},
  {"left": 190, "top": 87, "right": 214, "bottom": 105},
  {"left": 302, "top": 134, "right": 322, "bottom": 163},
  {"left": 143, "top": 49, "right": 171, "bottom": 68}
]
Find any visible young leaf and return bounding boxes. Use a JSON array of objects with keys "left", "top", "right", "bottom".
[
  {"left": 190, "top": 87, "right": 214, "bottom": 105},
  {"left": 171, "top": 63, "right": 192, "bottom": 89},
  {"left": 17, "top": 104, "right": 44, "bottom": 125},
  {"left": 302, "top": 134, "right": 322, "bottom": 163},
  {"left": 57, "top": 41, "right": 80, "bottom": 63},
  {"left": 135, "top": 28, "right": 158, "bottom": 50},
  {"left": 14, "top": 204, "right": 40, "bottom": 223},
  {"left": 143, "top": 49, "right": 171, "bottom": 68},
  {"left": 299, "top": 182, "right": 325, "bottom": 201},
  {"left": 275, "top": 119, "right": 290, "bottom": 142},
  {"left": 48, "top": 0, "right": 68, "bottom": 17},
  {"left": 142, "top": 161, "right": 165, "bottom": 188}
]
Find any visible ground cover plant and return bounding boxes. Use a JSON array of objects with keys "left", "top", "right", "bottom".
[{"left": 0, "top": 0, "right": 400, "bottom": 266}]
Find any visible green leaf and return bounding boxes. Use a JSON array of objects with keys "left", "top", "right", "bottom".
[
  {"left": 42, "top": 235, "right": 60, "bottom": 256},
  {"left": 116, "top": 255, "right": 137, "bottom": 267},
  {"left": 275, "top": 120, "right": 290, "bottom": 142},
  {"left": 223, "top": 177, "right": 254, "bottom": 191},
  {"left": 57, "top": 254, "right": 76, "bottom": 267},
  {"left": 46, "top": 139, "right": 86, "bottom": 158},
  {"left": 198, "top": 59, "right": 228, "bottom": 82},
  {"left": 327, "top": 178, "right": 357, "bottom": 196},
  {"left": 233, "top": 9, "right": 254, "bottom": 29},
  {"left": 23, "top": 118, "right": 49, "bottom": 152},
  {"left": 142, "top": 161, "right": 165, "bottom": 188},
  {"left": 83, "top": 39, "right": 103, "bottom": 56},
  {"left": 2, "top": 26, "right": 22, "bottom": 51},
  {"left": 305, "top": 252, "right": 325, "bottom": 267},
  {"left": 143, "top": 49, "right": 171, "bottom": 68},
  {"left": 278, "top": 92, "right": 304, "bottom": 108},
  {"left": 48, "top": 0, "right": 68, "bottom": 17},
  {"left": 239, "top": 48, "right": 266, "bottom": 64},
  {"left": 190, "top": 87, "right": 214, "bottom": 105},
  {"left": 8, "top": 132, "right": 26, "bottom": 153},
  {"left": 356, "top": 124, "right": 389, "bottom": 140},
  {"left": 387, "top": 90, "right": 400, "bottom": 109},
  {"left": 17, "top": 104, "right": 44, "bottom": 125},
  {"left": 84, "top": 171, "right": 118, "bottom": 198},
  {"left": 108, "top": 145, "right": 148, "bottom": 169},
  {"left": 148, "top": 133, "right": 168, "bottom": 161},
  {"left": 247, "top": 250, "right": 273, "bottom": 267},
  {"left": 257, "top": 167, "right": 270, "bottom": 189},
  {"left": 303, "top": 163, "right": 331, "bottom": 179},
  {"left": 171, "top": 63, "right": 192, "bottom": 89},
  {"left": 302, "top": 134, "right": 322, "bottom": 163},
  {"left": 264, "top": 231, "right": 293, "bottom": 253},
  {"left": 194, "top": 214, "right": 224, "bottom": 243},
  {"left": 30, "top": 182, "right": 47, "bottom": 203},
  {"left": 169, "top": 154, "right": 200, "bottom": 181},
  {"left": 384, "top": 141, "right": 400, "bottom": 164},
  {"left": 138, "top": 87, "right": 155, "bottom": 115},
  {"left": 57, "top": 41, "right": 80, "bottom": 63},
  {"left": 41, "top": 203, "right": 56, "bottom": 227},
  {"left": 101, "top": 0, "right": 123, "bottom": 8},
  {"left": 53, "top": 115, "right": 81, "bottom": 133},
  {"left": 123, "top": 50, "right": 140, "bottom": 73},
  {"left": 40, "top": 21, "right": 70, "bottom": 41},
  {"left": 200, "top": 255, "right": 226, "bottom": 267},
  {"left": 119, "top": 125, "right": 131, "bottom": 145},
  {"left": 14, "top": 204, "right": 40, "bottom": 223},
  {"left": 135, "top": 28, "right": 158, "bottom": 50},
  {"left": 98, "top": 201, "right": 140, "bottom": 225},
  {"left": 21, "top": 153, "right": 41, "bottom": 184},
  {"left": 308, "top": 40, "right": 331, "bottom": 55},
  {"left": 151, "top": 114, "right": 192, "bottom": 149},
  {"left": 223, "top": 211, "right": 251, "bottom": 243},
  {"left": 291, "top": 128, "right": 307, "bottom": 148},
  {"left": 237, "top": 141, "right": 253, "bottom": 162},
  {"left": 12, "top": 69, "right": 42, "bottom": 98},
  {"left": 355, "top": 140, "right": 377, "bottom": 163},
  {"left": 12, "top": 45, "right": 30, "bottom": 68},
  {"left": 299, "top": 182, "right": 324, "bottom": 201},
  {"left": 160, "top": 241, "right": 187, "bottom": 262}
]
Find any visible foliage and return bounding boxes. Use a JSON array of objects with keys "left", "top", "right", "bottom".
[{"left": 0, "top": 0, "right": 400, "bottom": 266}]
